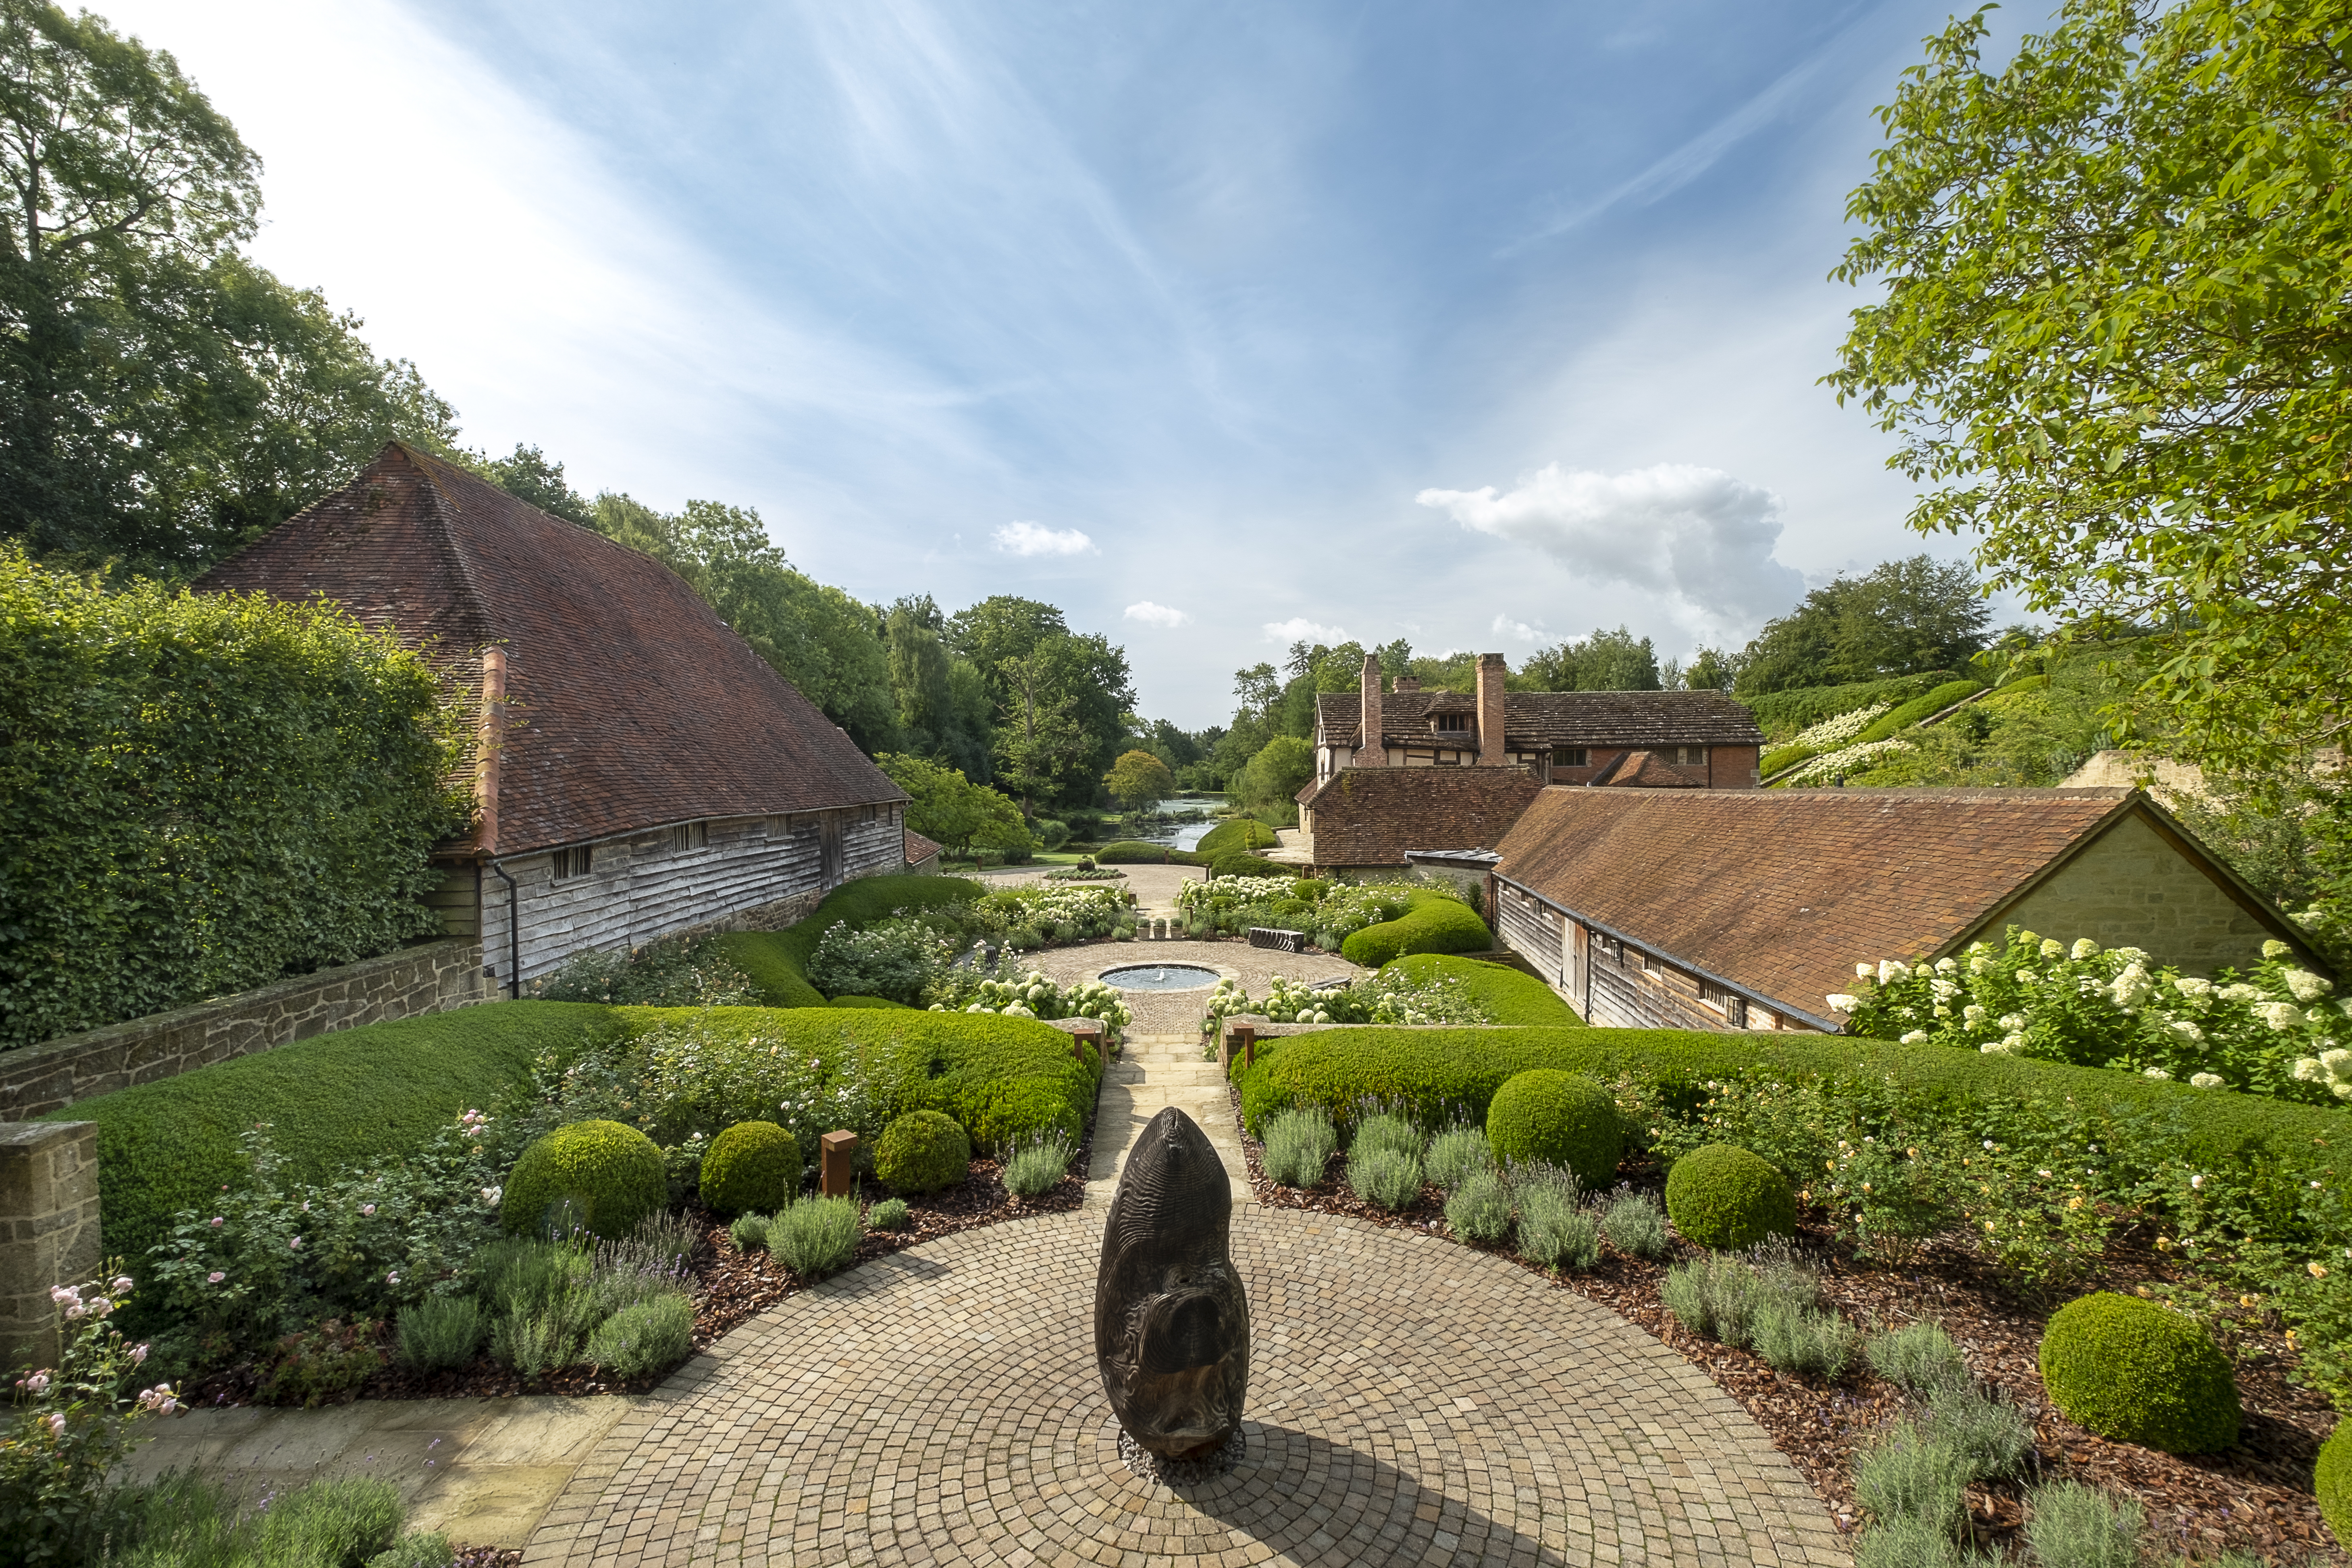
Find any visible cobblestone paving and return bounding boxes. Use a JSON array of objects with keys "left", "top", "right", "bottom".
[{"left": 522, "top": 1207, "right": 1849, "bottom": 1567}]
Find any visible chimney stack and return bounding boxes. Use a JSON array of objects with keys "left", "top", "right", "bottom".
[
  {"left": 1393, "top": 675, "right": 1420, "bottom": 694},
  {"left": 1476, "top": 653, "right": 1508, "bottom": 766},
  {"left": 1357, "top": 653, "right": 1387, "bottom": 767}
]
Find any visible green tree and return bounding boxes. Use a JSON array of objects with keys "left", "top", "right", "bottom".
[
  {"left": 1733, "top": 557, "right": 1988, "bottom": 696},
  {"left": 1522, "top": 626, "right": 1664, "bottom": 692},
  {"left": 1237, "top": 734, "right": 1313, "bottom": 817},
  {"left": 992, "top": 650, "right": 1092, "bottom": 815},
  {"left": 875, "top": 753, "right": 1025, "bottom": 863},
  {"left": 1104, "top": 749, "right": 1175, "bottom": 814},
  {"left": 0, "top": 1, "right": 460, "bottom": 575},
  {"left": 478, "top": 444, "right": 593, "bottom": 528},
  {"left": 1829, "top": 0, "right": 2351, "bottom": 770}
]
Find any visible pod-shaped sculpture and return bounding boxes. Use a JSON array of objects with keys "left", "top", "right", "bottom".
[{"left": 1095, "top": 1106, "right": 1250, "bottom": 1458}]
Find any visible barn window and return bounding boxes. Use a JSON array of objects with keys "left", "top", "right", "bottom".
[
  {"left": 551, "top": 845, "right": 593, "bottom": 880},
  {"left": 670, "top": 822, "right": 708, "bottom": 853},
  {"left": 1553, "top": 747, "right": 1589, "bottom": 767}
]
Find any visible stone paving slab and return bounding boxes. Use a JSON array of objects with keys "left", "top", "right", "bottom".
[
  {"left": 520, "top": 1208, "right": 1849, "bottom": 1567},
  {"left": 1089, "top": 1032, "right": 1254, "bottom": 1209}
]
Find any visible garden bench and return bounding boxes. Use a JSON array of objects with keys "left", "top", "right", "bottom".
[{"left": 1247, "top": 927, "right": 1305, "bottom": 953}]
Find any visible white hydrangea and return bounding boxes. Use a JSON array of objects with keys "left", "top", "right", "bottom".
[
  {"left": 1962, "top": 1003, "right": 1988, "bottom": 1025},
  {"left": 2172, "top": 976, "right": 2213, "bottom": 998},
  {"left": 1856, "top": 962, "right": 1875, "bottom": 980},
  {"left": 2143, "top": 1067, "right": 2172, "bottom": 1081},
  {"left": 1999, "top": 1031, "right": 2027, "bottom": 1052},
  {"left": 2166, "top": 1019, "right": 2204, "bottom": 1046},
  {"left": 1790, "top": 702, "right": 1893, "bottom": 751},
  {"left": 1980, "top": 1040, "right": 2018, "bottom": 1056},
  {"left": 1825, "top": 993, "right": 1859, "bottom": 1013},
  {"left": 2107, "top": 964, "right": 2152, "bottom": 1010},
  {"left": 2285, "top": 969, "right": 2334, "bottom": 1002},
  {"left": 2040, "top": 938, "right": 2066, "bottom": 961},
  {"left": 2259, "top": 1000, "right": 2305, "bottom": 1032},
  {"left": 1879, "top": 959, "right": 1910, "bottom": 985},
  {"left": 1998, "top": 1013, "right": 2026, "bottom": 1031},
  {"left": 2072, "top": 938, "right": 2101, "bottom": 960},
  {"left": 1899, "top": 1030, "right": 1929, "bottom": 1045},
  {"left": 2220, "top": 982, "right": 2263, "bottom": 1003},
  {"left": 2190, "top": 1073, "right": 2224, "bottom": 1090},
  {"left": 1936, "top": 956, "right": 1959, "bottom": 974}
]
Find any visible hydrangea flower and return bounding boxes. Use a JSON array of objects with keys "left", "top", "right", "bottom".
[{"left": 2190, "top": 1073, "right": 2224, "bottom": 1089}]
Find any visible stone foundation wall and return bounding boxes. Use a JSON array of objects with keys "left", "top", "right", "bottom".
[
  {"left": 0, "top": 938, "right": 491, "bottom": 1122},
  {"left": 1, "top": 1122, "right": 99, "bottom": 1372}
]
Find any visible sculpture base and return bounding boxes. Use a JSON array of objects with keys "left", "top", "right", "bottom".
[{"left": 1118, "top": 1426, "right": 1244, "bottom": 1485}]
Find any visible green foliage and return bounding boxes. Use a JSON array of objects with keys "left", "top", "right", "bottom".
[
  {"left": 1424, "top": 1126, "right": 1494, "bottom": 1193},
  {"left": 807, "top": 921, "right": 958, "bottom": 1006},
  {"left": 1518, "top": 625, "right": 1664, "bottom": 692},
  {"left": 877, "top": 753, "right": 1027, "bottom": 863},
  {"left": 1665, "top": 1144, "right": 1798, "bottom": 1252},
  {"left": 1751, "top": 1295, "right": 1858, "bottom": 1378},
  {"left": 367, "top": 1533, "right": 457, "bottom": 1568},
  {"left": 1661, "top": 1248, "right": 1816, "bottom": 1351},
  {"left": 2038, "top": 1292, "right": 2240, "bottom": 1454},
  {"left": 698, "top": 1122, "right": 801, "bottom": 1217},
  {"left": 1758, "top": 743, "right": 1818, "bottom": 779},
  {"left": 395, "top": 1296, "right": 485, "bottom": 1372},
  {"left": 0, "top": 553, "right": 466, "bottom": 1049},
  {"left": 1260, "top": 1106, "right": 1338, "bottom": 1188},
  {"left": 865, "top": 1198, "right": 911, "bottom": 1232},
  {"left": 1196, "top": 819, "right": 1278, "bottom": 857},
  {"left": 1349, "top": 1145, "right": 1423, "bottom": 1211},
  {"left": 1867, "top": 1321, "right": 1967, "bottom": 1397},
  {"left": 1236, "top": 734, "right": 1314, "bottom": 816},
  {"left": 583, "top": 1295, "right": 693, "bottom": 1380},
  {"left": 1443, "top": 1168, "right": 1513, "bottom": 1245},
  {"left": 1104, "top": 749, "right": 1176, "bottom": 813},
  {"left": 2317, "top": 1418, "right": 2352, "bottom": 1549},
  {"left": 2020, "top": 1481, "right": 2143, "bottom": 1568},
  {"left": 727, "top": 1212, "right": 769, "bottom": 1252},
  {"left": 1602, "top": 1189, "right": 1671, "bottom": 1261},
  {"left": 874, "top": 1110, "right": 972, "bottom": 1194},
  {"left": 711, "top": 873, "right": 984, "bottom": 1006},
  {"left": 1851, "top": 681, "right": 1986, "bottom": 744},
  {"left": 1745, "top": 672, "right": 1962, "bottom": 742},
  {"left": 96, "top": 1470, "right": 440, "bottom": 1568},
  {"left": 500, "top": 1120, "right": 668, "bottom": 1242},
  {"left": 829, "top": 995, "right": 911, "bottom": 1009},
  {"left": 255, "top": 1316, "right": 384, "bottom": 1407},
  {"left": 1208, "top": 851, "right": 1291, "bottom": 880},
  {"left": 1831, "top": 0, "right": 2352, "bottom": 776},
  {"left": 771, "top": 1194, "right": 861, "bottom": 1280},
  {"left": 1383, "top": 955, "right": 1581, "bottom": 1025},
  {"left": 1514, "top": 1168, "right": 1601, "bottom": 1272},
  {"left": 46, "top": 1000, "right": 598, "bottom": 1269},
  {"left": 532, "top": 933, "right": 759, "bottom": 1007},
  {"left": 1734, "top": 557, "right": 1989, "bottom": 698},
  {"left": 1485, "top": 1070, "right": 1622, "bottom": 1189},
  {"left": 1002, "top": 1131, "right": 1074, "bottom": 1198},
  {"left": 1349, "top": 1111, "right": 1422, "bottom": 1160},
  {"left": 1096, "top": 840, "right": 1206, "bottom": 864},
  {"left": 1853, "top": 1423, "right": 1969, "bottom": 1537},
  {"left": 1922, "top": 1383, "right": 2034, "bottom": 1482},
  {"left": 1339, "top": 890, "right": 1493, "bottom": 967}
]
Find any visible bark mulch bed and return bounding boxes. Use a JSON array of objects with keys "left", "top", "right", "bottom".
[{"left": 1231, "top": 1084, "right": 2344, "bottom": 1566}]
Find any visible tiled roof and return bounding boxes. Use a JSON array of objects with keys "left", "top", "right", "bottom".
[
  {"left": 1300, "top": 766, "right": 1543, "bottom": 867},
  {"left": 1494, "top": 787, "right": 2154, "bottom": 1023},
  {"left": 905, "top": 829, "right": 942, "bottom": 863},
  {"left": 1315, "top": 690, "right": 1763, "bottom": 750},
  {"left": 197, "top": 443, "right": 906, "bottom": 857},
  {"left": 1611, "top": 750, "right": 1708, "bottom": 788}
]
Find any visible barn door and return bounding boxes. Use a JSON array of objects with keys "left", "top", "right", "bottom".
[
  {"left": 819, "top": 814, "right": 845, "bottom": 888},
  {"left": 1570, "top": 921, "right": 1590, "bottom": 1017}
]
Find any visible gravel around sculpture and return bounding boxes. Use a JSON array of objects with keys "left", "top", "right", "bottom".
[{"left": 1094, "top": 1105, "right": 1251, "bottom": 1460}]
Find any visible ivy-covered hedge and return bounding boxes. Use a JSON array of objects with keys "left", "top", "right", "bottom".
[
  {"left": 39, "top": 1001, "right": 617, "bottom": 1264},
  {"left": 1, "top": 551, "right": 465, "bottom": 1050},
  {"left": 1339, "top": 891, "right": 1493, "bottom": 967},
  {"left": 1380, "top": 954, "right": 1581, "bottom": 1025},
  {"left": 1850, "top": 679, "right": 1985, "bottom": 746},
  {"left": 711, "top": 873, "right": 984, "bottom": 1006}
]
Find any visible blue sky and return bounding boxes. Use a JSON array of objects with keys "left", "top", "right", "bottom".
[{"left": 113, "top": 0, "right": 2038, "bottom": 728}]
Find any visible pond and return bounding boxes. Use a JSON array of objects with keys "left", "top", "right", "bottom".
[
  {"left": 1111, "top": 794, "right": 1227, "bottom": 851},
  {"left": 1098, "top": 963, "right": 1224, "bottom": 992}
]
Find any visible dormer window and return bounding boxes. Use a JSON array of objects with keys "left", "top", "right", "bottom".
[
  {"left": 1435, "top": 713, "right": 1470, "bottom": 733},
  {"left": 1672, "top": 746, "right": 1707, "bottom": 766}
]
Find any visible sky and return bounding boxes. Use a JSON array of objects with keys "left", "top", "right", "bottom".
[{"left": 106, "top": 0, "right": 2042, "bottom": 729}]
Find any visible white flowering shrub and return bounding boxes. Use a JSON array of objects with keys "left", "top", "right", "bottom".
[
  {"left": 531, "top": 932, "right": 760, "bottom": 1007},
  {"left": 1777, "top": 736, "right": 1915, "bottom": 786},
  {"left": 807, "top": 918, "right": 961, "bottom": 1004},
  {"left": 1837, "top": 927, "right": 2350, "bottom": 1103},
  {"left": 927, "top": 965, "right": 1134, "bottom": 1038},
  {"left": 1788, "top": 702, "right": 1894, "bottom": 751},
  {"left": 1211, "top": 969, "right": 1497, "bottom": 1027},
  {"left": 1173, "top": 875, "right": 1414, "bottom": 948},
  {"left": 974, "top": 884, "right": 1134, "bottom": 949}
]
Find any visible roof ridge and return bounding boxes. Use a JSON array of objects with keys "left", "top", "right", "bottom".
[{"left": 387, "top": 444, "right": 499, "bottom": 649}]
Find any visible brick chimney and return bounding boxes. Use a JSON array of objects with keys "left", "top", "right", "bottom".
[
  {"left": 1393, "top": 675, "right": 1420, "bottom": 694},
  {"left": 1357, "top": 653, "right": 1387, "bottom": 767},
  {"left": 1476, "top": 653, "right": 1508, "bottom": 766}
]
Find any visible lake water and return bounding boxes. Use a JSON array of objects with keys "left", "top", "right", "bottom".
[{"left": 1111, "top": 794, "right": 1229, "bottom": 850}]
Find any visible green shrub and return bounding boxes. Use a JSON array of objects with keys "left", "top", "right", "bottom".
[
  {"left": 1444, "top": 1168, "right": 1513, "bottom": 1244},
  {"left": 772, "top": 1194, "right": 861, "bottom": 1280},
  {"left": 250, "top": 1475, "right": 406, "bottom": 1567},
  {"left": 698, "top": 1121, "right": 801, "bottom": 1216},
  {"left": 1381, "top": 953, "right": 1581, "bottom": 1025},
  {"left": 1601, "top": 1189, "right": 1670, "bottom": 1260},
  {"left": 1425, "top": 1125, "right": 1494, "bottom": 1192},
  {"left": 1665, "top": 1144, "right": 1797, "bottom": 1251},
  {"left": 727, "top": 1212, "right": 770, "bottom": 1252},
  {"left": 1350, "top": 1146, "right": 1423, "bottom": 1210},
  {"left": 1854, "top": 1423, "right": 1968, "bottom": 1535},
  {"left": 1097, "top": 840, "right": 1206, "bottom": 865},
  {"left": 1758, "top": 743, "right": 1818, "bottom": 778},
  {"left": 501, "top": 1120, "right": 668, "bottom": 1241},
  {"left": 866, "top": 1197, "right": 911, "bottom": 1231},
  {"left": 1261, "top": 1106, "right": 1338, "bottom": 1187},
  {"left": 1867, "top": 1321, "right": 1967, "bottom": 1397},
  {"left": 1340, "top": 890, "right": 1493, "bottom": 967},
  {"left": 1850, "top": 680, "right": 1986, "bottom": 745},
  {"left": 2037, "top": 1291, "right": 2240, "bottom": 1453},
  {"left": 532, "top": 933, "right": 758, "bottom": 1007},
  {"left": 709, "top": 873, "right": 984, "bottom": 1005},
  {"left": 2318, "top": 1419, "right": 2352, "bottom": 1548},
  {"left": 367, "top": 1534, "right": 457, "bottom": 1568},
  {"left": 1515, "top": 1169, "right": 1600, "bottom": 1271},
  {"left": 2022, "top": 1481, "right": 2142, "bottom": 1568},
  {"left": 1196, "top": 818, "right": 1278, "bottom": 856},
  {"left": 1349, "top": 1110, "right": 1423, "bottom": 1160},
  {"left": 1208, "top": 851, "right": 1290, "bottom": 880},
  {"left": 828, "top": 994, "right": 912, "bottom": 1009},
  {"left": 47, "top": 1000, "right": 614, "bottom": 1265},
  {"left": 1002, "top": 1131, "right": 1074, "bottom": 1198},
  {"left": 875, "top": 1110, "right": 973, "bottom": 1194},
  {"left": 583, "top": 1295, "right": 694, "bottom": 1379},
  {"left": 395, "top": 1296, "right": 485, "bottom": 1371},
  {"left": 0, "top": 552, "right": 462, "bottom": 1052},
  {"left": 1850, "top": 1515, "right": 1986, "bottom": 1568},
  {"left": 1745, "top": 671, "right": 1963, "bottom": 741},
  {"left": 1485, "top": 1070, "right": 1622, "bottom": 1188}
]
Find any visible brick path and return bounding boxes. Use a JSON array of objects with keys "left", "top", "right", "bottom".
[{"left": 521, "top": 1206, "right": 1848, "bottom": 1566}]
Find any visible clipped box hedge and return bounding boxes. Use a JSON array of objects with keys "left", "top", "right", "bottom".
[
  {"left": 1381, "top": 953, "right": 1581, "bottom": 1025},
  {"left": 1743, "top": 670, "right": 1963, "bottom": 741},
  {"left": 1339, "top": 892, "right": 1493, "bottom": 967},
  {"left": 1097, "top": 840, "right": 1206, "bottom": 865},
  {"left": 711, "top": 873, "right": 984, "bottom": 1006},
  {"left": 1195, "top": 819, "right": 1278, "bottom": 857},
  {"left": 1850, "top": 679, "right": 1985, "bottom": 746}
]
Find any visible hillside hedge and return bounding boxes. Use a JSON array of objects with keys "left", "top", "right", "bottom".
[
  {"left": 41, "top": 1001, "right": 617, "bottom": 1264},
  {"left": 1381, "top": 953, "right": 1582, "bottom": 1025},
  {"left": 1097, "top": 840, "right": 1206, "bottom": 865},
  {"left": 1743, "top": 671, "right": 1963, "bottom": 741},
  {"left": 1340, "top": 892, "right": 1493, "bottom": 967},
  {"left": 1196, "top": 819, "right": 1277, "bottom": 857},
  {"left": 711, "top": 873, "right": 983, "bottom": 1005},
  {"left": 1851, "top": 680, "right": 1985, "bottom": 746},
  {"left": 0, "top": 551, "right": 465, "bottom": 1051}
]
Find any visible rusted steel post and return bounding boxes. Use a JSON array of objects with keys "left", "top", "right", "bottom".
[{"left": 819, "top": 1130, "right": 857, "bottom": 1198}]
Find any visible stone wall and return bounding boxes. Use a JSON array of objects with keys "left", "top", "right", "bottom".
[
  {"left": 0, "top": 938, "right": 491, "bottom": 1123},
  {"left": 1, "top": 1121, "right": 99, "bottom": 1371},
  {"left": 1994, "top": 811, "right": 2281, "bottom": 977}
]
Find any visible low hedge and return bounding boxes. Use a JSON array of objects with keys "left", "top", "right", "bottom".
[
  {"left": 1097, "top": 840, "right": 1205, "bottom": 865},
  {"left": 829, "top": 994, "right": 912, "bottom": 1009},
  {"left": 1744, "top": 671, "right": 1963, "bottom": 741},
  {"left": 1758, "top": 744, "right": 1817, "bottom": 779},
  {"left": 1851, "top": 679, "right": 1985, "bottom": 746},
  {"left": 1339, "top": 892, "right": 1493, "bottom": 967},
  {"left": 1208, "top": 851, "right": 1290, "bottom": 879},
  {"left": 1196, "top": 819, "right": 1277, "bottom": 857},
  {"left": 711, "top": 873, "right": 984, "bottom": 1006},
  {"left": 41, "top": 1000, "right": 618, "bottom": 1264},
  {"left": 1380, "top": 954, "right": 1581, "bottom": 1025},
  {"left": 2320, "top": 1421, "right": 2352, "bottom": 1547}
]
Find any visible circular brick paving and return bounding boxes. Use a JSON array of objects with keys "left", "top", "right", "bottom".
[{"left": 523, "top": 1208, "right": 1847, "bottom": 1566}]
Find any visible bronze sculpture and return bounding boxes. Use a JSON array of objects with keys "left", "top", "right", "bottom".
[{"left": 1095, "top": 1106, "right": 1250, "bottom": 1460}]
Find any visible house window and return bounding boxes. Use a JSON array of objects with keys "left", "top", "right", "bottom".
[
  {"left": 1435, "top": 713, "right": 1470, "bottom": 732},
  {"left": 1673, "top": 746, "right": 1707, "bottom": 766},
  {"left": 670, "top": 822, "right": 708, "bottom": 853},
  {"left": 551, "top": 845, "right": 593, "bottom": 880},
  {"left": 1553, "top": 747, "right": 1589, "bottom": 767}
]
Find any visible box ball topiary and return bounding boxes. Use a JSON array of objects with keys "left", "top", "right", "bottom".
[
  {"left": 2320, "top": 1421, "right": 2352, "bottom": 1547},
  {"left": 1664, "top": 1143, "right": 1797, "bottom": 1252},
  {"left": 874, "top": 1110, "right": 972, "bottom": 1194},
  {"left": 1485, "top": 1069, "right": 1622, "bottom": 1189},
  {"left": 501, "top": 1119, "right": 667, "bottom": 1240},
  {"left": 2038, "top": 1292, "right": 2240, "bottom": 1454},
  {"left": 698, "top": 1121, "right": 801, "bottom": 1217}
]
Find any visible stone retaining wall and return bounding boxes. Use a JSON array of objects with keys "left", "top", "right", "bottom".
[
  {"left": 1, "top": 1121, "right": 99, "bottom": 1371},
  {"left": 0, "top": 938, "right": 492, "bottom": 1123}
]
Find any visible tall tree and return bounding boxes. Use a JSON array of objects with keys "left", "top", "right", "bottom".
[
  {"left": 1733, "top": 557, "right": 1989, "bottom": 696},
  {"left": 992, "top": 650, "right": 1091, "bottom": 816},
  {"left": 1830, "top": 0, "right": 2352, "bottom": 769},
  {"left": 0, "top": 1, "right": 459, "bottom": 575},
  {"left": 1522, "top": 626, "right": 1664, "bottom": 692},
  {"left": 1104, "top": 749, "right": 1175, "bottom": 814}
]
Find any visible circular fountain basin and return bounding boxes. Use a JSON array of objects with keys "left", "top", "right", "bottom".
[{"left": 1098, "top": 963, "right": 1223, "bottom": 992}]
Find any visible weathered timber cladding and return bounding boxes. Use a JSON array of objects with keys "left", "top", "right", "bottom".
[
  {"left": 484, "top": 808, "right": 903, "bottom": 988},
  {"left": 1584, "top": 944, "right": 1729, "bottom": 1033},
  {"left": 0, "top": 940, "right": 490, "bottom": 1121},
  {"left": 1495, "top": 886, "right": 1562, "bottom": 987}
]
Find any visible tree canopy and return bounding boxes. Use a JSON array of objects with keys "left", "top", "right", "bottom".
[
  {"left": 1830, "top": 0, "right": 2352, "bottom": 769},
  {"left": 1104, "top": 749, "right": 1175, "bottom": 813},
  {"left": 1733, "top": 555, "right": 1990, "bottom": 696}
]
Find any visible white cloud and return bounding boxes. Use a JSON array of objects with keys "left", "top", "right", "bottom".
[
  {"left": 1418, "top": 463, "right": 1805, "bottom": 643},
  {"left": 993, "top": 520, "right": 1096, "bottom": 557},
  {"left": 1263, "top": 617, "right": 1350, "bottom": 644},
  {"left": 1124, "top": 601, "right": 1190, "bottom": 628},
  {"left": 1491, "top": 613, "right": 1549, "bottom": 645}
]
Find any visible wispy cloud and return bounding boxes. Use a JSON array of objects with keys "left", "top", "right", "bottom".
[
  {"left": 994, "top": 520, "right": 1096, "bottom": 557},
  {"left": 1124, "top": 601, "right": 1190, "bottom": 628},
  {"left": 1491, "top": 613, "right": 1550, "bottom": 645},
  {"left": 1263, "top": 617, "right": 1350, "bottom": 644}
]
